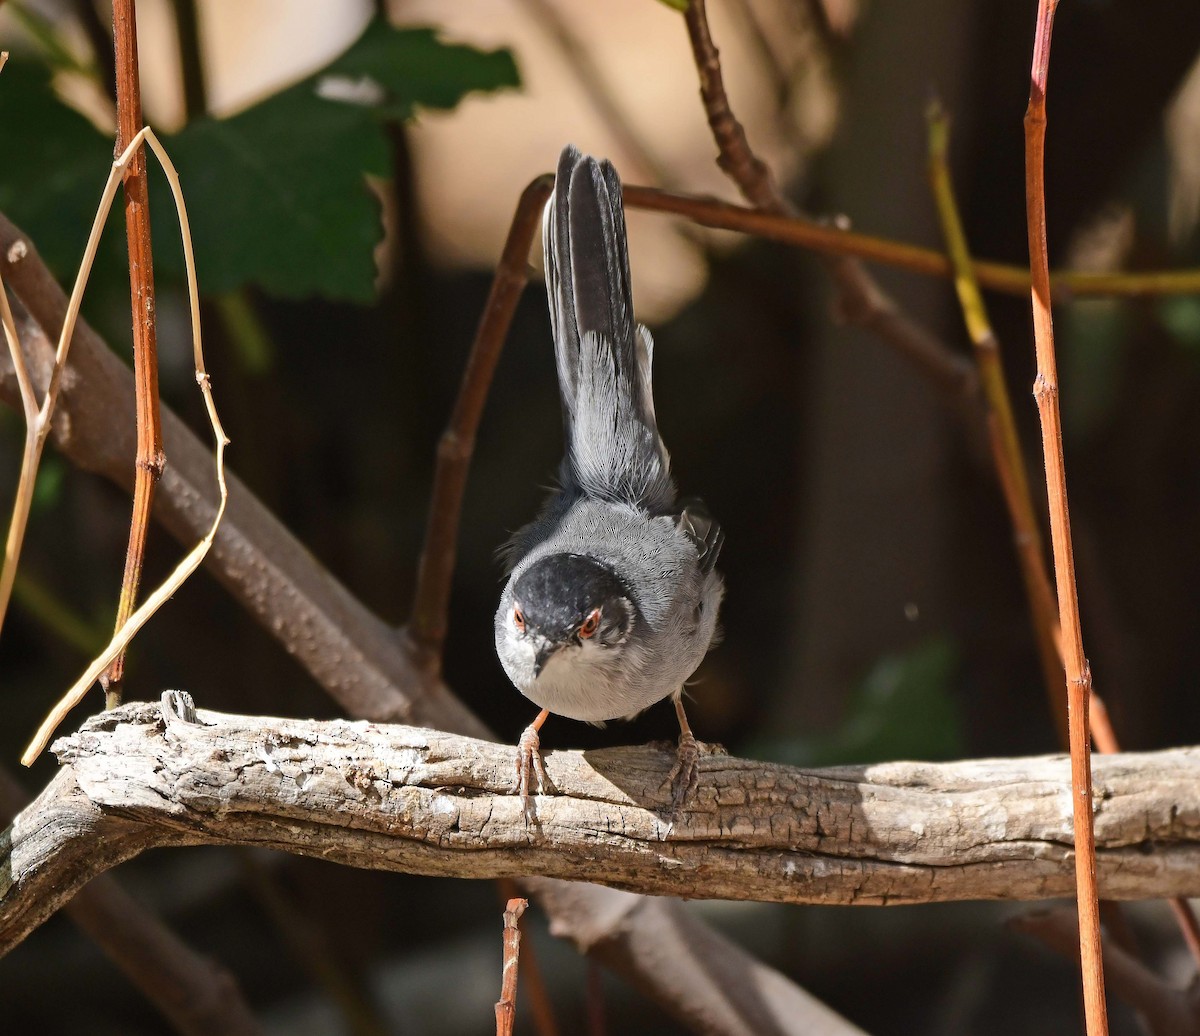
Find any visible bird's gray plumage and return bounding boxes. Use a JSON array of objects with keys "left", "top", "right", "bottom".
[
  {"left": 544, "top": 148, "right": 671, "bottom": 513},
  {"left": 495, "top": 146, "right": 723, "bottom": 727}
]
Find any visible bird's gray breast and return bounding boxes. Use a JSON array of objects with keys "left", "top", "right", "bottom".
[{"left": 496, "top": 499, "right": 720, "bottom": 721}]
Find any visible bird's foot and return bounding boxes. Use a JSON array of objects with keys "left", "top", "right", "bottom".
[
  {"left": 667, "top": 730, "right": 703, "bottom": 811},
  {"left": 514, "top": 722, "right": 551, "bottom": 799}
]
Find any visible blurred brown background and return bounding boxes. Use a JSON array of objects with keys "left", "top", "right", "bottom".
[{"left": 3, "top": 0, "right": 1200, "bottom": 1032}]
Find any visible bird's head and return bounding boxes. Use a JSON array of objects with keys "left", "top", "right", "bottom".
[{"left": 498, "top": 553, "right": 637, "bottom": 687}]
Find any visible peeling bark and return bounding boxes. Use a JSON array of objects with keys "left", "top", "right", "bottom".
[{"left": 4, "top": 699, "right": 1198, "bottom": 961}]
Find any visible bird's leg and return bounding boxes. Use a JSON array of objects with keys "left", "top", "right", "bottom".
[
  {"left": 667, "top": 695, "right": 701, "bottom": 809},
  {"left": 515, "top": 708, "right": 551, "bottom": 797}
]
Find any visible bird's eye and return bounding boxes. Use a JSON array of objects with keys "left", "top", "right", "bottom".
[
  {"left": 578, "top": 608, "right": 601, "bottom": 639},
  {"left": 513, "top": 605, "right": 525, "bottom": 633}
]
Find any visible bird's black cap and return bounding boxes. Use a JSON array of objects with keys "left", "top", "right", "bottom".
[{"left": 513, "top": 553, "right": 632, "bottom": 640}]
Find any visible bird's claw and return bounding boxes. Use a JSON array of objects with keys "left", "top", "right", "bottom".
[
  {"left": 667, "top": 731, "right": 702, "bottom": 811},
  {"left": 514, "top": 723, "right": 550, "bottom": 799}
]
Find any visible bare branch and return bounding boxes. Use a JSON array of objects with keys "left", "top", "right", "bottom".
[
  {"left": 1013, "top": 907, "right": 1200, "bottom": 1036},
  {"left": 4, "top": 700, "right": 1200, "bottom": 960},
  {"left": 0, "top": 766, "right": 262, "bottom": 1035},
  {"left": 495, "top": 897, "right": 527, "bottom": 1036},
  {"left": 619, "top": 185, "right": 1200, "bottom": 300},
  {"left": 681, "top": 0, "right": 977, "bottom": 408},
  {"left": 105, "top": 0, "right": 165, "bottom": 707},
  {"left": 406, "top": 176, "right": 552, "bottom": 672},
  {"left": 0, "top": 215, "right": 860, "bottom": 1036},
  {"left": 927, "top": 100, "right": 1200, "bottom": 972},
  {"left": 1023, "top": 1, "right": 1108, "bottom": 1028}
]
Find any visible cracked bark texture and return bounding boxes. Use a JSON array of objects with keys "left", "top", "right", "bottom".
[
  {"left": 4, "top": 701, "right": 1199, "bottom": 960},
  {"left": 0, "top": 216, "right": 863, "bottom": 1036}
]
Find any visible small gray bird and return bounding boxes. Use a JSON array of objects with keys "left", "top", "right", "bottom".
[{"left": 494, "top": 145, "right": 724, "bottom": 808}]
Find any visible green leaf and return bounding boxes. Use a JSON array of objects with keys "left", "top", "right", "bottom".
[
  {"left": 0, "top": 61, "right": 119, "bottom": 284},
  {"left": 157, "top": 22, "right": 520, "bottom": 301},
  {"left": 749, "top": 637, "right": 965, "bottom": 767},
  {"left": 324, "top": 22, "right": 520, "bottom": 119},
  {"left": 156, "top": 86, "right": 389, "bottom": 301},
  {"left": 1, "top": 22, "right": 520, "bottom": 305}
]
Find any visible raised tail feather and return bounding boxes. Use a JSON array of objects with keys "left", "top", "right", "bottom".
[{"left": 543, "top": 145, "right": 674, "bottom": 512}]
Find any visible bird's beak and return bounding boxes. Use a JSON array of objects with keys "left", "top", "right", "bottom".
[{"left": 533, "top": 642, "right": 560, "bottom": 678}]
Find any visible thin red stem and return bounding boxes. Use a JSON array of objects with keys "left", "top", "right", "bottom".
[
  {"left": 406, "top": 176, "right": 552, "bottom": 672},
  {"left": 496, "top": 878, "right": 559, "bottom": 1036},
  {"left": 104, "top": 0, "right": 164, "bottom": 708},
  {"left": 621, "top": 185, "right": 1200, "bottom": 299},
  {"left": 495, "top": 897, "right": 528, "bottom": 1036},
  {"left": 1023, "top": 1, "right": 1108, "bottom": 1031}
]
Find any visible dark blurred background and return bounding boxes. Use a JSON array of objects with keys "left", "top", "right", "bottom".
[{"left": 2, "top": 0, "right": 1200, "bottom": 1032}]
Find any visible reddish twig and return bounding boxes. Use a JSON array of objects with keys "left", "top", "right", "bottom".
[
  {"left": 1023, "top": 2, "right": 1108, "bottom": 1032},
  {"left": 102, "top": 0, "right": 164, "bottom": 709},
  {"left": 928, "top": 100, "right": 1200, "bottom": 977},
  {"left": 681, "top": 0, "right": 978, "bottom": 408},
  {"left": 926, "top": 101, "right": 1066, "bottom": 738},
  {"left": 496, "top": 879, "right": 559, "bottom": 1036},
  {"left": 622, "top": 185, "right": 1200, "bottom": 299},
  {"left": 931, "top": 98, "right": 1200, "bottom": 969},
  {"left": 495, "top": 897, "right": 528, "bottom": 1036},
  {"left": 406, "top": 175, "right": 552, "bottom": 671}
]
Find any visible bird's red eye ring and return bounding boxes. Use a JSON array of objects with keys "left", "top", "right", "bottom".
[
  {"left": 513, "top": 605, "right": 525, "bottom": 633},
  {"left": 579, "top": 608, "right": 601, "bottom": 639}
]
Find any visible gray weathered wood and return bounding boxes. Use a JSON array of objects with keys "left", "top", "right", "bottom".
[
  {"left": 4, "top": 700, "right": 1199, "bottom": 960},
  {"left": 0, "top": 219, "right": 861, "bottom": 1036}
]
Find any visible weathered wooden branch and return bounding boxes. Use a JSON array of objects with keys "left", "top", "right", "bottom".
[
  {"left": 0, "top": 766, "right": 262, "bottom": 1035},
  {"left": 0, "top": 217, "right": 861, "bottom": 1036},
  {"left": 5, "top": 698, "right": 1199, "bottom": 960}
]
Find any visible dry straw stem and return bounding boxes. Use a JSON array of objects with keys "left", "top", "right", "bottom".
[
  {"left": 0, "top": 131, "right": 169, "bottom": 644},
  {"left": 926, "top": 101, "right": 1067, "bottom": 738},
  {"left": 1023, "top": 0, "right": 1108, "bottom": 1031},
  {"left": 104, "top": 0, "right": 165, "bottom": 709},
  {"left": 4, "top": 698, "right": 1200, "bottom": 959},
  {"left": 19, "top": 127, "right": 229, "bottom": 767},
  {"left": 495, "top": 897, "right": 528, "bottom": 1036},
  {"left": 928, "top": 103, "right": 1200, "bottom": 976}
]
